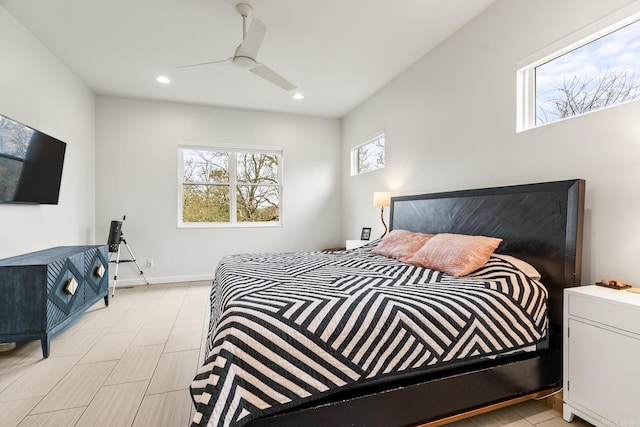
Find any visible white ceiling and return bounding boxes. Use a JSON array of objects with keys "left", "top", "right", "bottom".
[{"left": 1, "top": 0, "right": 496, "bottom": 118}]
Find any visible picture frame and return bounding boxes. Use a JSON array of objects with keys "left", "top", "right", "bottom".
[{"left": 360, "top": 227, "right": 372, "bottom": 240}]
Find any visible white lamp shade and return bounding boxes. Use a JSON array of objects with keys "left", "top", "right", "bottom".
[{"left": 373, "top": 192, "right": 391, "bottom": 208}]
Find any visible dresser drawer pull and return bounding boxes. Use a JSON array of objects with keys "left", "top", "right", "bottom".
[
  {"left": 95, "top": 263, "right": 105, "bottom": 278},
  {"left": 65, "top": 278, "right": 78, "bottom": 295}
]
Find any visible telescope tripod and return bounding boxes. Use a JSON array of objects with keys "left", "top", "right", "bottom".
[{"left": 109, "top": 236, "right": 149, "bottom": 297}]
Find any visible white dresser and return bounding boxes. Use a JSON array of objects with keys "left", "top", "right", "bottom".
[{"left": 563, "top": 286, "right": 640, "bottom": 426}]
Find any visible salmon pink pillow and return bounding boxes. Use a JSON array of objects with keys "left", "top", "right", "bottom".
[
  {"left": 407, "top": 233, "right": 502, "bottom": 277},
  {"left": 372, "top": 229, "right": 434, "bottom": 262}
]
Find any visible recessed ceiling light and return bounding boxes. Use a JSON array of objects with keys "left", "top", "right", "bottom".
[
  {"left": 292, "top": 93, "right": 304, "bottom": 100},
  {"left": 156, "top": 76, "right": 171, "bottom": 84}
]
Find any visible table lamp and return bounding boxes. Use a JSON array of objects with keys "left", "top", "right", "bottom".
[{"left": 373, "top": 191, "right": 391, "bottom": 238}]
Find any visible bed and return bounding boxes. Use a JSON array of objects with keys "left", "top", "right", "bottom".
[{"left": 191, "top": 179, "right": 585, "bottom": 427}]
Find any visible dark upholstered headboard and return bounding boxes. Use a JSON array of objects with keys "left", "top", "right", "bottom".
[{"left": 389, "top": 179, "right": 585, "bottom": 335}]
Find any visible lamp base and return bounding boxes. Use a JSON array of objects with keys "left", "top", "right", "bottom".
[{"left": 380, "top": 207, "right": 388, "bottom": 239}]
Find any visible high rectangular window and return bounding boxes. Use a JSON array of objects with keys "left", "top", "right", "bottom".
[
  {"left": 178, "top": 145, "right": 282, "bottom": 227},
  {"left": 518, "top": 12, "right": 640, "bottom": 131},
  {"left": 351, "top": 133, "right": 385, "bottom": 176}
]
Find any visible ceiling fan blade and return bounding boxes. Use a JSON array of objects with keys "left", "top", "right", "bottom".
[
  {"left": 250, "top": 63, "right": 297, "bottom": 91},
  {"left": 177, "top": 58, "right": 232, "bottom": 71},
  {"left": 235, "top": 18, "right": 266, "bottom": 59}
]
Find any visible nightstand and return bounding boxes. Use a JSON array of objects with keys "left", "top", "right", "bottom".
[
  {"left": 563, "top": 285, "right": 640, "bottom": 426},
  {"left": 346, "top": 240, "right": 369, "bottom": 250}
]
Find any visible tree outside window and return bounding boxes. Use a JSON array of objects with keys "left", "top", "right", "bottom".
[
  {"left": 533, "top": 19, "right": 640, "bottom": 126},
  {"left": 351, "top": 134, "right": 385, "bottom": 176},
  {"left": 236, "top": 153, "right": 279, "bottom": 222},
  {"left": 179, "top": 147, "right": 281, "bottom": 226}
]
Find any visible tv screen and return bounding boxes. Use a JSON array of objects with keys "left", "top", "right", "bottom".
[{"left": 0, "top": 114, "right": 66, "bottom": 205}]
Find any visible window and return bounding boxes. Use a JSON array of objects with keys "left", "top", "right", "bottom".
[
  {"left": 518, "top": 13, "right": 640, "bottom": 131},
  {"left": 351, "top": 133, "right": 385, "bottom": 176},
  {"left": 178, "top": 145, "right": 282, "bottom": 227}
]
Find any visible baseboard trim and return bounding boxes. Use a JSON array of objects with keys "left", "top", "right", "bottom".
[{"left": 108, "top": 273, "right": 213, "bottom": 286}]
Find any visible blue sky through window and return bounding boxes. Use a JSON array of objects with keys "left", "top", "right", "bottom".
[{"left": 535, "top": 19, "right": 640, "bottom": 124}]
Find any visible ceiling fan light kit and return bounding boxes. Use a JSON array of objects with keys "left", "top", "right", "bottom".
[{"left": 178, "top": 2, "right": 297, "bottom": 92}]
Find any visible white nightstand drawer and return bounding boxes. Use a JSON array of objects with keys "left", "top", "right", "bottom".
[{"left": 568, "top": 290, "right": 640, "bottom": 336}]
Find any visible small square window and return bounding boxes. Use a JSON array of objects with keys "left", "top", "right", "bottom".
[{"left": 351, "top": 134, "right": 385, "bottom": 176}]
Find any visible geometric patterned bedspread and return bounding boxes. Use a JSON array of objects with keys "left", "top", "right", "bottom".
[{"left": 190, "top": 248, "right": 548, "bottom": 427}]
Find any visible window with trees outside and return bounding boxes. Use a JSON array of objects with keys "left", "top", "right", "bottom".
[
  {"left": 518, "top": 15, "right": 640, "bottom": 131},
  {"left": 178, "top": 145, "right": 281, "bottom": 227},
  {"left": 351, "top": 133, "right": 385, "bottom": 176}
]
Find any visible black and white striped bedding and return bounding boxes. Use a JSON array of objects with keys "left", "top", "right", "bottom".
[{"left": 190, "top": 248, "right": 548, "bottom": 427}]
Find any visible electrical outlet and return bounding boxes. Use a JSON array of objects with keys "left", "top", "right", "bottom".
[{"left": 146, "top": 257, "right": 154, "bottom": 268}]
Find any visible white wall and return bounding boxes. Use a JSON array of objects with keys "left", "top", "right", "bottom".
[
  {"left": 96, "top": 96, "right": 342, "bottom": 284},
  {"left": 0, "top": 6, "right": 96, "bottom": 258},
  {"left": 342, "top": 0, "right": 640, "bottom": 285}
]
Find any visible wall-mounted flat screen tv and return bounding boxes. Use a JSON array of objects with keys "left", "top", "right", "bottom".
[{"left": 0, "top": 114, "right": 66, "bottom": 205}]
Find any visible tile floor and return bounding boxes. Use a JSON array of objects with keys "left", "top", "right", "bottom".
[
  {"left": 0, "top": 281, "right": 593, "bottom": 427},
  {"left": 447, "top": 399, "right": 593, "bottom": 427},
  {"left": 0, "top": 281, "right": 209, "bottom": 427}
]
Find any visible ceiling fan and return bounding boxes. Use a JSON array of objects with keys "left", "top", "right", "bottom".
[{"left": 178, "top": 3, "right": 296, "bottom": 91}]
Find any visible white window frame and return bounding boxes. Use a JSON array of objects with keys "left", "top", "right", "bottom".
[
  {"left": 517, "top": 3, "right": 640, "bottom": 132},
  {"left": 350, "top": 132, "right": 385, "bottom": 176},
  {"left": 177, "top": 142, "right": 283, "bottom": 228}
]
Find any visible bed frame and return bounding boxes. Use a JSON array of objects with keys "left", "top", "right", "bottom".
[{"left": 250, "top": 179, "right": 585, "bottom": 427}]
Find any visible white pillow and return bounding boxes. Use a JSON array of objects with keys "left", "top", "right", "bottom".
[{"left": 494, "top": 254, "right": 542, "bottom": 280}]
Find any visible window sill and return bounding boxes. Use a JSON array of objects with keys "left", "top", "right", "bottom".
[{"left": 177, "top": 222, "right": 282, "bottom": 229}]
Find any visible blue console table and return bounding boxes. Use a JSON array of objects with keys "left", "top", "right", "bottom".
[{"left": 0, "top": 245, "right": 109, "bottom": 358}]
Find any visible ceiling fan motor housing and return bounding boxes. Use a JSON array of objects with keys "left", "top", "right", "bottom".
[{"left": 233, "top": 56, "right": 256, "bottom": 69}]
